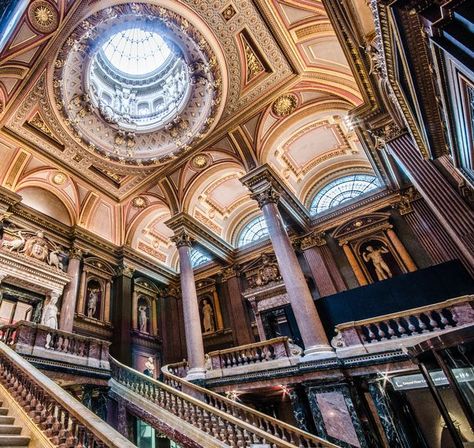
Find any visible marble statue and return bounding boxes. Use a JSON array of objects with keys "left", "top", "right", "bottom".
[
  {"left": 138, "top": 305, "right": 148, "bottom": 333},
  {"left": 143, "top": 357, "right": 155, "bottom": 377},
  {"left": 87, "top": 289, "right": 98, "bottom": 318},
  {"left": 363, "top": 245, "right": 393, "bottom": 281},
  {"left": 41, "top": 296, "right": 59, "bottom": 329},
  {"left": 202, "top": 299, "right": 215, "bottom": 333}
]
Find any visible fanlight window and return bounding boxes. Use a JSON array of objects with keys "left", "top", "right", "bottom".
[
  {"left": 309, "top": 174, "right": 380, "bottom": 215},
  {"left": 190, "top": 248, "right": 211, "bottom": 268},
  {"left": 237, "top": 215, "right": 269, "bottom": 247}
]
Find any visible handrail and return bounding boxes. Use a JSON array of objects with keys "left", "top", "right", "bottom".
[
  {"left": 0, "top": 341, "right": 134, "bottom": 448},
  {"left": 336, "top": 295, "right": 473, "bottom": 329},
  {"left": 207, "top": 336, "right": 289, "bottom": 356},
  {"left": 161, "top": 362, "right": 338, "bottom": 448},
  {"left": 111, "top": 357, "right": 338, "bottom": 447}
]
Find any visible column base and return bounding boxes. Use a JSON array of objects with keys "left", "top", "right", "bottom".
[
  {"left": 301, "top": 345, "right": 336, "bottom": 362},
  {"left": 185, "top": 367, "right": 207, "bottom": 381}
]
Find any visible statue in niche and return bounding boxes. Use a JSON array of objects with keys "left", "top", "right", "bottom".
[
  {"left": 143, "top": 357, "right": 155, "bottom": 377},
  {"left": 201, "top": 299, "right": 215, "bottom": 333},
  {"left": 41, "top": 296, "right": 59, "bottom": 329},
  {"left": 32, "top": 301, "right": 43, "bottom": 323},
  {"left": 87, "top": 288, "right": 99, "bottom": 318},
  {"left": 138, "top": 304, "right": 148, "bottom": 333},
  {"left": 362, "top": 245, "right": 393, "bottom": 281}
]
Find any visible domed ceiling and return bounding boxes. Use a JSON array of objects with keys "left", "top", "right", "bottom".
[{"left": 54, "top": 3, "right": 223, "bottom": 166}]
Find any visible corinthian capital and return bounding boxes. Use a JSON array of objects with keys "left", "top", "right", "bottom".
[
  {"left": 251, "top": 185, "right": 280, "bottom": 209},
  {"left": 171, "top": 229, "right": 193, "bottom": 248}
]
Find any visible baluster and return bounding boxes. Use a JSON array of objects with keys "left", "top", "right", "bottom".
[
  {"left": 427, "top": 312, "right": 438, "bottom": 331},
  {"left": 385, "top": 320, "right": 395, "bottom": 339},
  {"left": 416, "top": 314, "right": 428, "bottom": 333},
  {"left": 365, "top": 324, "right": 376, "bottom": 343},
  {"left": 395, "top": 318, "right": 407, "bottom": 338},
  {"left": 407, "top": 317, "right": 416, "bottom": 336},
  {"left": 376, "top": 323, "right": 386, "bottom": 341}
]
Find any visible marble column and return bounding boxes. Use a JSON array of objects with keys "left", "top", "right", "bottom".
[
  {"left": 111, "top": 264, "right": 134, "bottom": 366},
  {"left": 299, "top": 233, "right": 346, "bottom": 296},
  {"left": 386, "top": 227, "right": 416, "bottom": 272},
  {"left": 172, "top": 230, "right": 206, "bottom": 380},
  {"left": 342, "top": 243, "right": 368, "bottom": 286},
  {"left": 221, "top": 267, "right": 254, "bottom": 345},
  {"left": 252, "top": 186, "right": 333, "bottom": 359},
  {"left": 59, "top": 247, "right": 82, "bottom": 332}
]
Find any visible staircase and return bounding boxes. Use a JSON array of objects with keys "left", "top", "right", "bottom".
[
  {"left": 110, "top": 357, "right": 339, "bottom": 447},
  {"left": 0, "top": 402, "right": 30, "bottom": 447}
]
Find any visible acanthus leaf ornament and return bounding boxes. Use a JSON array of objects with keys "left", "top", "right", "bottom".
[
  {"left": 251, "top": 186, "right": 280, "bottom": 209},
  {"left": 171, "top": 229, "right": 193, "bottom": 248}
]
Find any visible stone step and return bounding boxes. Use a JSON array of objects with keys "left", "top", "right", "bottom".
[
  {"left": 0, "top": 426, "right": 21, "bottom": 435},
  {"left": 0, "top": 418, "right": 14, "bottom": 426},
  {"left": 0, "top": 435, "right": 30, "bottom": 446},
  {"left": 0, "top": 409, "right": 8, "bottom": 416}
]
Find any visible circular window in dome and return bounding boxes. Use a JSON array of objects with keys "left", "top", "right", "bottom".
[
  {"left": 101, "top": 26, "right": 171, "bottom": 77},
  {"left": 86, "top": 20, "right": 190, "bottom": 133}
]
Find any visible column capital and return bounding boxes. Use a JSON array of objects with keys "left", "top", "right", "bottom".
[
  {"left": 219, "top": 265, "right": 240, "bottom": 281},
  {"left": 250, "top": 185, "right": 280, "bottom": 209},
  {"left": 171, "top": 229, "right": 193, "bottom": 248},
  {"left": 392, "top": 186, "right": 420, "bottom": 215},
  {"left": 297, "top": 231, "right": 327, "bottom": 250},
  {"left": 116, "top": 264, "right": 135, "bottom": 278},
  {"left": 68, "top": 246, "right": 83, "bottom": 260}
]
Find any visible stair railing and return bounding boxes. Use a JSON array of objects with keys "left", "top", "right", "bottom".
[
  {"left": 0, "top": 341, "right": 134, "bottom": 448},
  {"left": 111, "top": 357, "right": 338, "bottom": 448},
  {"left": 161, "top": 361, "right": 338, "bottom": 448}
]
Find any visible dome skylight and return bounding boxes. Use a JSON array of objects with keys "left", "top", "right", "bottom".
[{"left": 101, "top": 27, "right": 171, "bottom": 76}]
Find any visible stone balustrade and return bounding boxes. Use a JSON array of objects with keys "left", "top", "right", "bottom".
[
  {"left": 116, "top": 357, "right": 336, "bottom": 448},
  {"left": 0, "top": 321, "right": 110, "bottom": 370},
  {"left": 331, "top": 295, "right": 474, "bottom": 356},
  {"left": 206, "top": 336, "right": 301, "bottom": 370},
  {"left": 0, "top": 341, "right": 134, "bottom": 447}
]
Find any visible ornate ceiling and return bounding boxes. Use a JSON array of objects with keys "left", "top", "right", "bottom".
[{"left": 0, "top": 0, "right": 382, "bottom": 272}]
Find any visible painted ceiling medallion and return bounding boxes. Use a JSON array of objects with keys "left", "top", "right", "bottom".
[
  {"left": 53, "top": 3, "right": 224, "bottom": 168},
  {"left": 272, "top": 94, "right": 298, "bottom": 118},
  {"left": 28, "top": 1, "right": 58, "bottom": 34},
  {"left": 51, "top": 172, "right": 67, "bottom": 185},
  {"left": 132, "top": 196, "right": 148, "bottom": 209},
  {"left": 191, "top": 154, "right": 210, "bottom": 170}
]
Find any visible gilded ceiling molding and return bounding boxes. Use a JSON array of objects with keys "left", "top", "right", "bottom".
[{"left": 2, "top": 150, "right": 31, "bottom": 190}]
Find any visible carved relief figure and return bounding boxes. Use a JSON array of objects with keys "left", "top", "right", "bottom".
[
  {"left": 138, "top": 304, "right": 148, "bottom": 333},
  {"left": 41, "top": 296, "right": 59, "bottom": 329},
  {"left": 362, "top": 245, "right": 393, "bottom": 281},
  {"left": 22, "top": 231, "right": 49, "bottom": 261},
  {"left": 201, "top": 299, "right": 215, "bottom": 333},
  {"left": 2, "top": 231, "right": 25, "bottom": 252}
]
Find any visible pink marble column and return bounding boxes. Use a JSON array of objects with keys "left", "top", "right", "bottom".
[
  {"left": 255, "top": 187, "right": 333, "bottom": 359},
  {"left": 299, "top": 233, "right": 346, "bottom": 296},
  {"left": 172, "top": 230, "right": 206, "bottom": 379},
  {"left": 59, "top": 248, "right": 82, "bottom": 332}
]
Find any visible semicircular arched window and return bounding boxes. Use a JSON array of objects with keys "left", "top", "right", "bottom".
[
  {"left": 190, "top": 248, "right": 211, "bottom": 268},
  {"left": 237, "top": 215, "right": 269, "bottom": 247},
  {"left": 309, "top": 174, "right": 381, "bottom": 215}
]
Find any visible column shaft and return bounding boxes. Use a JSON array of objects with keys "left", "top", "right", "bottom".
[
  {"left": 342, "top": 244, "right": 368, "bottom": 286},
  {"left": 59, "top": 255, "right": 81, "bottom": 332},
  {"left": 177, "top": 244, "right": 206, "bottom": 379},
  {"left": 303, "top": 246, "right": 338, "bottom": 297},
  {"left": 386, "top": 228, "right": 417, "bottom": 272},
  {"left": 262, "top": 201, "right": 331, "bottom": 357}
]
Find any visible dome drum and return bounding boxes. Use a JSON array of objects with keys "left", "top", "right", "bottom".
[{"left": 53, "top": 3, "right": 224, "bottom": 167}]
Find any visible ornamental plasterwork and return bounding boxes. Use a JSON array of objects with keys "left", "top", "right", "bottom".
[
  {"left": 28, "top": 0, "right": 59, "bottom": 34},
  {"left": 178, "top": 0, "right": 292, "bottom": 116},
  {"left": 53, "top": 3, "right": 223, "bottom": 167},
  {"left": 6, "top": 73, "right": 153, "bottom": 196},
  {"left": 272, "top": 94, "right": 298, "bottom": 118}
]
